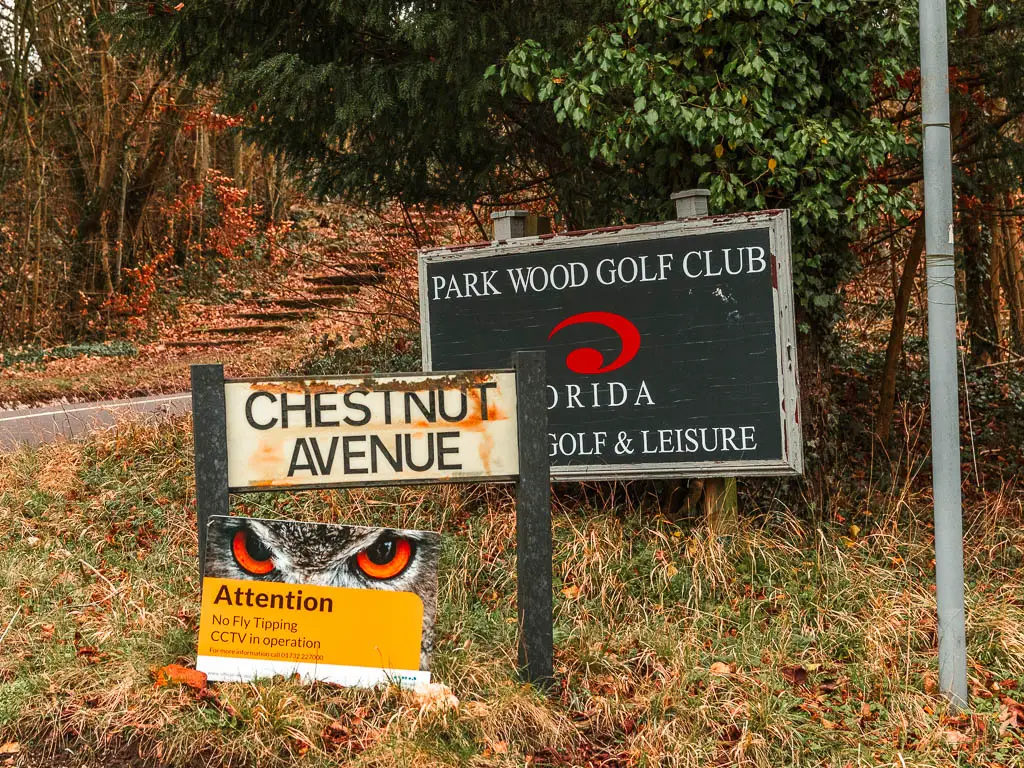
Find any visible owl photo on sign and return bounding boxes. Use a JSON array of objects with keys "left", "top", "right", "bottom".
[{"left": 204, "top": 516, "right": 441, "bottom": 669}]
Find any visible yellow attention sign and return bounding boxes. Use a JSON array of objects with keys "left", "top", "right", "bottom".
[{"left": 198, "top": 577, "right": 424, "bottom": 672}]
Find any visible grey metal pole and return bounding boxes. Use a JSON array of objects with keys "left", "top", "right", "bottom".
[{"left": 920, "top": 0, "right": 968, "bottom": 707}]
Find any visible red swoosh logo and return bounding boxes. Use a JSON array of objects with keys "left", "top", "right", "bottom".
[{"left": 548, "top": 312, "right": 641, "bottom": 374}]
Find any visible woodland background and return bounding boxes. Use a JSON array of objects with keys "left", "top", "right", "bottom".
[{"left": 1, "top": 0, "right": 1024, "bottom": 450}]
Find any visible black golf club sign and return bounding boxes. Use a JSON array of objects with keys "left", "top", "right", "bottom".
[{"left": 419, "top": 211, "right": 801, "bottom": 480}]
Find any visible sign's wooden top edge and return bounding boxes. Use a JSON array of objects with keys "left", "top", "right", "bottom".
[
  {"left": 418, "top": 209, "right": 789, "bottom": 258},
  {"left": 228, "top": 474, "right": 520, "bottom": 494},
  {"left": 226, "top": 368, "right": 515, "bottom": 387}
]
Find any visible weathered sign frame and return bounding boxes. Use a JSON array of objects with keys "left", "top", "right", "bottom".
[
  {"left": 190, "top": 354, "right": 553, "bottom": 687},
  {"left": 418, "top": 211, "right": 802, "bottom": 481},
  {"left": 221, "top": 369, "right": 520, "bottom": 492}
]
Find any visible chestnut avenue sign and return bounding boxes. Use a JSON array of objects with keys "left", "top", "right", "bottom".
[
  {"left": 223, "top": 371, "right": 518, "bottom": 491},
  {"left": 192, "top": 359, "right": 554, "bottom": 687}
]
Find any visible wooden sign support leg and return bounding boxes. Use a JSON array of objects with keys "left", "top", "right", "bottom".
[
  {"left": 513, "top": 350, "right": 554, "bottom": 689},
  {"left": 190, "top": 364, "right": 230, "bottom": 584},
  {"left": 703, "top": 477, "right": 739, "bottom": 535}
]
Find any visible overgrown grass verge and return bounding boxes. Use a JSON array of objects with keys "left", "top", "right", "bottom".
[{"left": 1, "top": 420, "right": 1023, "bottom": 767}]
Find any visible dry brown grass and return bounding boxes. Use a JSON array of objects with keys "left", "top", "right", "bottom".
[{"left": 1, "top": 418, "right": 1023, "bottom": 767}]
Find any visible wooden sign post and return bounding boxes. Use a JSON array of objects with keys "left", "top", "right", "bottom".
[
  {"left": 191, "top": 356, "right": 553, "bottom": 687},
  {"left": 511, "top": 351, "right": 552, "bottom": 687}
]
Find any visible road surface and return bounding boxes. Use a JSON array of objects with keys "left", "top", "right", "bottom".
[{"left": 0, "top": 392, "right": 192, "bottom": 450}]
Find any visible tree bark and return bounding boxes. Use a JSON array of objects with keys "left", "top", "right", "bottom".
[
  {"left": 1001, "top": 203, "right": 1024, "bottom": 353},
  {"left": 232, "top": 132, "right": 244, "bottom": 181},
  {"left": 961, "top": 195, "right": 999, "bottom": 365},
  {"left": 875, "top": 218, "right": 926, "bottom": 447},
  {"left": 987, "top": 204, "right": 1004, "bottom": 354}
]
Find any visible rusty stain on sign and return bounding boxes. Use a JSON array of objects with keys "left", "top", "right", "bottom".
[{"left": 240, "top": 370, "right": 497, "bottom": 396}]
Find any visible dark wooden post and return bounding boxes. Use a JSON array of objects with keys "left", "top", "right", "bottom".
[
  {"left": 670, "top": 190, "right": 739, "bottom": 535},
  {"left": 190, "top": 364, "right": 230, "bottom": 582},
  {"left": 513, "top": 349, "right": 553, "bottom": 689},
  {"left": 492, "top": 209, "right": 555, "bottom": 687}
]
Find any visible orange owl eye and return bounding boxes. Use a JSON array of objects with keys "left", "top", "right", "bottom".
[
  {"left": 356, "top": 536, "right": 412, "bottom": 580},
  {"left": 232, "top": 530, "right": 275, "bottom": 575}
]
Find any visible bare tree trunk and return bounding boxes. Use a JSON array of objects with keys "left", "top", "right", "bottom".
[
  {"left": 98, "top": 210, "right": 115, "bottom": 295},
  {"left": 196, "top": 125, "right": 210, "bottom": 183},
  {"left": 232, "top": 133, "right": 243, "bottom": 182},
  {"left": 263, "top": 152, "right": 281, "bottom": 220},
  {"left": 1002, "top": 203, "right": 1024, "bottom": 353},
  {"left": 115, "top": 151, "right": 128, "bottom": 292},
  {"left": 987, "top": 206, "right": 1004, "bottom": 356},
  {"left": 961, "top": 196, "right": 999, "bottom": 365},
  {"left": 124, "top": 85, "right": 196, "bottom": 246},
  {"left": 957, "top": 3, "right": 1000, "bottom": 366},
  {"left": 875, "top": 218, "right": 926, "bottom": 446}
]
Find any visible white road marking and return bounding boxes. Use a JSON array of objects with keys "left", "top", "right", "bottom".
[{"left": 0, "top": 393, "right": 192, "bottom": 423}]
